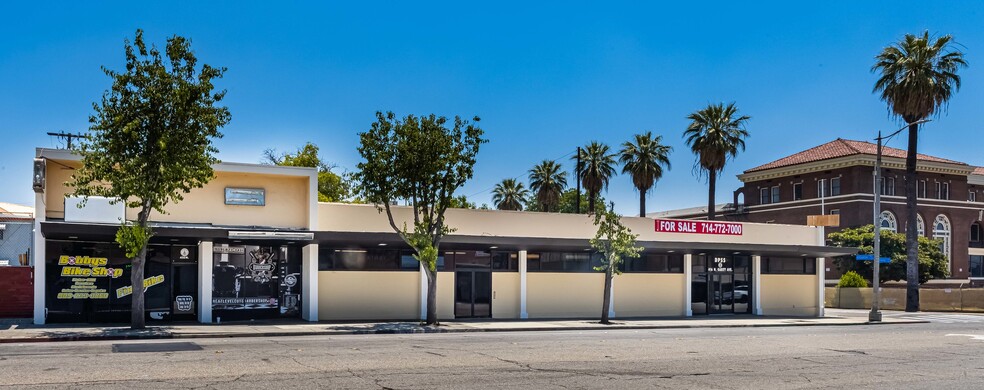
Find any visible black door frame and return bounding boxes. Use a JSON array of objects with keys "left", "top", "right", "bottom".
[
  {"left": 696, "top": 254, "right": 752, "bottom": 315},
  {"left": 455, "top": 270, "right": 492, "bottom": 318},
  {"left": 708, "top": 273, "right": 734, "bottom": 314}
]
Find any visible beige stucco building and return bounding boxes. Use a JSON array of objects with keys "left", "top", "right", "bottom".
[{"left": 32, "top": 148, "right": 854, "bottom": 325}]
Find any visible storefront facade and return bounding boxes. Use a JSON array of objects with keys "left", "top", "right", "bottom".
[
  {"left": 33, "top": 148, "right": 320, "bottom": 324},
  {"left": 315, "top": 203, "right": 852, "bottom": 321},
  {"left": 33, "top": 148, "right": 854, "bottom": 325}
]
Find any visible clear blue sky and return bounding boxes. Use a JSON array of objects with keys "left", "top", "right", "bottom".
[{"left": 2, "top": 2, "right": 983, "bottom": 215}]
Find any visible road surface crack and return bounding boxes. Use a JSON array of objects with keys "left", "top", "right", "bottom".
[
  {"left": 346, "top": 368, "right": 398, "bottom": 390},
  {"left": 187, "top": 373, "right": 246, "bottom": 390},
  {"left": 824, "top": 348, "right": 867, "bottom": 355},
  {"left": 471, "top": 351, "right": 619, "bottom": 380}
]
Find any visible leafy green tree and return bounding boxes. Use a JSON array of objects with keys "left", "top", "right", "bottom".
[
  {"left": 683, "top": 103, "right": 750, "bottom": 221},
  {"left": 827, "top": 225, "right": 949, "bottom": 284},
  {"left": 448, "top": 195, "right": 477, "bottom": 209},
  {"left": 528, "top": 160, "right": 567, "bottom": 212},
  {"left": 590, "top": 203, "right": 642, "bottom": 325},
  {"left": 492, "top": 178, "right": 529, "bottom": 211},
  {"left": 263, "top": 142, "right": 352, "bottom": 202},
  {"left": 354, "top": 111, "right": 485, "bottom": 325},
  {"left": 573, "top": 142, "right": 616, "bottom": 213},
  {"left": 70, "top": 30, "right": 230, "bottom": 329},
  {"left": 620, "top": 131, "right": 672, "bottom": 217},
  {"left": 872, "top": 31, "right": 966, "bottom": 311}
]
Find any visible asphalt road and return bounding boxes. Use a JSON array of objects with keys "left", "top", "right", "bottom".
[{"left": 2, "top": 319, "right": 984, "bottom": 389}]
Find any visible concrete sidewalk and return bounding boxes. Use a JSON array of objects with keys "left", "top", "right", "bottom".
[{"left": 0, "top": 312, "right": 926, "bottom": 343}]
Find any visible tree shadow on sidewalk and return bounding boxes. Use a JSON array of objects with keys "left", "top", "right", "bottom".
[
  {"left": 34, "top": 326, "right": 175, "bottom": 341},
  {"left": 325, "top": 322, "right": 443, "bottom": 334}
]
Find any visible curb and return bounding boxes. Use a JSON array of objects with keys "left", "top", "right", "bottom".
[{"left": 0, "top": 319, "right": 929, "bottom": 344}]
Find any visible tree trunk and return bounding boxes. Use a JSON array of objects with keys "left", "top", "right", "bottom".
[
  {"left": 588, "top": 189, "right": 596, "bottom": 213},
  {"left": 130, "top": 207, "right": 151, "bottom": 330},
  {"left": 130, "top": 244, "right": 147, "bottom": 329},
  {"left": 601, "top": 264, "right": 613, "bottom": 324},
  {"left": 639, "top": 189, "right": 646, "bottom": 218},
  {"left": 707, "top": 169, "right": 717, "bottom": 221},
  {"left": 904, "top": 122, "right": 920, "bottom": 312},
  {"left": 425, "top": 267, "right": 439, "bottom": 325}
]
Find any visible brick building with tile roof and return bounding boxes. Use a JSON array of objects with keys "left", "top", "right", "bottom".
[{"left": 652, "top": 138, "right": 984, "bottom": 282}]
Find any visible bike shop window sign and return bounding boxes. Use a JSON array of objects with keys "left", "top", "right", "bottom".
[
  {"left": 654, "top": 219, "right": 743, "bottom": 235},
  {"left": 225, "top": 187, "right": 265, "bottom": 206},
  {"left": 708, "top": 257, "right": 733, "bottom": 272}
]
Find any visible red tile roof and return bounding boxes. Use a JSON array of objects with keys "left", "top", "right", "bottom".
[
  {"left": 745, "top": 138, "right": 966, "bottom": 173},
  {"left": 974, "top": 167, "right": 984, "bottom": 176}
]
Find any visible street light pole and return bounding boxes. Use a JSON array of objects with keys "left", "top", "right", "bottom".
[{"left": 870, "top": 119, "right": 931, "bottom": 323}]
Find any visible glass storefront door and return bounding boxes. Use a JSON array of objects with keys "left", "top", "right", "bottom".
[
  {"left": 709, "top": 273, "right": 734, "bottom": 314},
  {"left": 170, "top": 263, "right": 198, "bottom": 321},
  {"left": 692, "top": 254, "right": 752, "bottom": 315},
  {"left": 211, "top": 244, "right": 302, "bottom": 322},
  {"left": 454, "top": 271, "right": 492, "bottom": 318}
]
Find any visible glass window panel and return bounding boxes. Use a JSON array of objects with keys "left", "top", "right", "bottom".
[
  {"left": 455, "top": 250, "right": 492, "bottom": 269},
  {"left": 761, "top": 257, "right": 816, "bottom": 274},
  {"left": 491, "top": 251, "right": 518, "bottom": 271},
  {"left": 971, "top": 256, "right": 984, "bottom": 278}
]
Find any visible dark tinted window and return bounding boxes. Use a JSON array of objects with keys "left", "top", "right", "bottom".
[
  {"left": 762, "top": 257, "right": 816, "bottom": 274},
  {"left": 528, "top": 252, "right": 601, "bottom": 272},
  {"left": 622, "top": 253, "right": 684, "bottom": 273},
  {"left": 971, "top": 256, "right": 984, "bottom": 278},
  {"left": 319, "top": 248, "right": 410, "bottom": 271},
  {"left": 491, "top": 252, "right": 518, "bottom": 271}
]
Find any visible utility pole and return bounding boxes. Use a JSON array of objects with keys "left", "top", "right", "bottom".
[
  {"left": 575, "top": 146, "right": 582, "bottom": 214},
  {"left": 47, "top": 132, "right": 87, "bottom": 150},
  {"left": 871, "top": 130, "right": 883, "bottom": 323},
  {"left": 870, "top": 119, "right": 930, "bottom": 323}
]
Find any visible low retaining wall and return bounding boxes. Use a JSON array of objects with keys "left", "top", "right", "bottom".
[
  {"left": 0, "top": 267, "right": 33, "bottom": 318},
  {"left": 826, "top": 287, "right": 984, "bottom": 312}
]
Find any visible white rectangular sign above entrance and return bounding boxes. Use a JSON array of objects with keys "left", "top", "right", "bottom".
[{"left": 213, "top": 246, "right": 246, "bottom": 255}]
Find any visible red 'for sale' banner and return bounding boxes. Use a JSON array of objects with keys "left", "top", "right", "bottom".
[{"left": 654, "top": 219, "right": 743, "bottom": 236}]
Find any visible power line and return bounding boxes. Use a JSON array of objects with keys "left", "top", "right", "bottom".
[{"left": 47, "top": 132, "right": 87, "bottom": 150}]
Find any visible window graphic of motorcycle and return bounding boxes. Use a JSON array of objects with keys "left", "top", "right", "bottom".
[{"left": 248, "top": 248, "right": 276, "bottom": 284}]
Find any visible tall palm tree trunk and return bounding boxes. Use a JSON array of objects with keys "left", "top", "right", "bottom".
[
  {"left": 707, "top": 169, "right": 717, "bottom": 220},
  {"left": 588, "top": 189, "right": 596, "bottom": 212},
  {"left": 639, "top": 190, "right": 646, "bottom": 217},
  {"left": 904, "top": 123, "right": 920, "bottom": 312}
]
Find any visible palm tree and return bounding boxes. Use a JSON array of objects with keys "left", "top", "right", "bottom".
[
  {"left": 873, "top": 31, "right": 966, "bottom": 312},
  {"left": 529, "top": 160, "right": 568, "bottom": 212},
  {"left": 683, "top": 103, "right": 750, "bottom": 221},
  {"left": 573, "top": 142, "right": 616, "bottom": 212},
  {"left": 492, "top": 178, "right": 529, "bottom": 211},
  {"left": 620, "top": 132, "right": 672, "bottom": 217}
]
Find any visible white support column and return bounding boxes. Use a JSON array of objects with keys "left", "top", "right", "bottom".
[
  {"left": 519, "top": 250, "right": 528, "bottom": 319},
  {"left": 817, "top": 257, "right": 825, "bottom": 317},
  {"left": 32, "top": 192, "right": 46, "bottom": 325},
  {"left": 198, "top": 241, "right": 213, "bottom": 323},
  {"left": 684, "top": 254, "right": 692, "bottom": 317},
  {"left": 817, "top": 227, "right": 826, "bottom": 317},
  {"left": 301, "top": 243, "right": 318, "bottom": 322},
  {"left": 752, "top": 255, "right": 762, "bottom": 315},
  {"left": 419, "top": 262, "right": 428, "bottom": 321},
  {"left": 608, "top": 276, "right": 616, "bottom": 319}
]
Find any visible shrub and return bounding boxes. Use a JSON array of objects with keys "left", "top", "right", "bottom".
[{"left": 837, "top": 271, "right": 868, "bottom": 288}]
